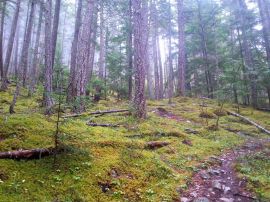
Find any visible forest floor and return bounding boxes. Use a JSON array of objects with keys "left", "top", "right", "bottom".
[{"left": 0, "top": 85, "right": 270, "bottom": 202}]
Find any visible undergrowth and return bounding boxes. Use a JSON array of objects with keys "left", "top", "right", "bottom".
[{"left": 0, "top": 87, "right": 269, "bottom": 201}]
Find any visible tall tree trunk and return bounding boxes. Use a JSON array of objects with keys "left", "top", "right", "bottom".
[
  {"left": 0, "top": 1, "right": 6, "bottom": 80},
  {"left": 44, "top": 0, "right": 54, "bottom": 114},
  {"left": 133, "top": 0, "right": 147, "bottom": 118},
  {"left": 177, "top": 0, "right": 186, "bottom": 96},
  {"left": 157, "top": 35, "right": 164, "bottom": 98},
  {"left": 151, "top": 1, "right": 160, "bottom": 100},
  {"left": 168, "top": 1, "right": 174, "bottom": 103},
  {"left": 51, "top": 0, "right": 61, "bottom": 70},
  {"left": 98, "top": 3, "right": 105, "bottom": 79},
  {"left": 94, "top": 2, "right": 105, "bottom": 102},
  {"left": 29, "top": 2, "right": 43, "bottom": 96},
  {"left": 236, "top": 0, "right": 258, "bottom": 108},
  {"left": 74, "top": 0, "right": 95, "bottom": 112},
  {"left": 87, "top": 6, "right": 98, "bottom": 84},
  {"left": 67, "top": 0, "right": 83, "bottom": 102},
  {"left": 13, "top": 25, "right": 19, "bottom": 78},
  {"left": 258, "top": 0, "right": 270, "bottom": 70},
  {"left": 10, "top": 0, "right": 36, "bottom": 113},
  {"left": 197, "top": 0, "right": 213, "bottom": 99},
  {"left": 1, "top": 0, "right": 21, "bottom": 90},
  {"left": 127, "top": 0, "right": 133, "bottom": 100}
]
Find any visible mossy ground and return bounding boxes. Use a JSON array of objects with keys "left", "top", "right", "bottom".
[
  {"left": 0, "top": 87, "right": 269, "bottom": 201},
  {"left": 236, "top": 144, "right": 270, "bottom": 201}
]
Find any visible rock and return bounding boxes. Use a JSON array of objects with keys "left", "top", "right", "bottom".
[
  {"left": 181, "top": 197, "right": 189, "bottom": 202},
  {"left": 223, "top": 186, "right": 231, "bottom": 194},
  {"left": 193, "top": 197, "right": 210, "bottom": 202},
  {"left": 182, "top": 139, "right": 193, "bottom": 146},
  {"left": 208, "top": 169, "right": 220, "bottom": 175},
  {"left": 185, "top": 128, "right": 199, "bottom": 135},
  {"left": 212, "top": 180, "right": 222, "bottom": 190},
  {"left": 200, "top": 171, "right": 211, "bottom": 180},
  {"left": 219, "top": 198, "right": 234, "bottom": 202}
]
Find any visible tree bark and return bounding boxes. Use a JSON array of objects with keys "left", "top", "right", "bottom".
[
  {"left": 151, "top": 1, "right": 160, "bottom": 100},
  {"left": 157, "top": 35, "right": 164, "bottom": 98},
  {"left": 177, "top": 0, "right": 186, "bottom": 96},
  {"left": 0, "top": 0, "right": 6, "bottom": 80},
  {"left": 28, "top": 2, "right": 43, "bottom": 96},
  {"left": 227, "top": 111, "right": 270, "bottom": 135},
  {"left": 43, "top": 0, "right": 54, "bottom": 114},
  {"left": 133, "top": 0, "right": 147, "bottom": 118},
  {"left": 0, "top": 148, "right": 54, "bottom": 160},
  {"left": 74, "top": 0, "right": 95, "bottom": 112},
  {"left": 127, "top": 0, "right": 133, "bottom": 100},
  {"left": 51, "top": 0, "right": 61, "bottom": 70},
  {"left": 67, "top": 0, "right": 83, "bottom": 103},
  {"left": 98, "top": 3, "right": 105, "bottom": 79},
  {"left": 0, "top": 0, "right": 21, "bottom": 90},
  {"left": 62, "top": 109, "right": 129, "bottom": 118},
  {"left": 168, "top": 0, "right": 174, "bottom": 103},
  {"left": 258, "top": 0, "right": 270, "bottom": 70},
  {"left": 10, "top": 0, "right": 35, "bottom": 114}
]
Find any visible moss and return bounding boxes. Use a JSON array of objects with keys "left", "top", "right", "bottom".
[
  {"left": 236, "top": 145, "right": 270, "bottom": 201},
  {"left": 0, "top": 88, "right": 269, "bottom": 201}
]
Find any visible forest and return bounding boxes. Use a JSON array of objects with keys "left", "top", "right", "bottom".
[{"left": 0, "top": 0, "right": 270, "bottom": 201}]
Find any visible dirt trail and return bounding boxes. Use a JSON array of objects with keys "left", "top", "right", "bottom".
[{"left": 177, "top": 138, "right": 269, "bottom": 202}]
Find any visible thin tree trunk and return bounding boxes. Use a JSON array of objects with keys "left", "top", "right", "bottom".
[
  {"left": 197, "top": 0, "right": 213, "bottom": 99},
  {"left": 0, "top": 1, "right": 6, "bottom": 80},
  {"left": 151, "top": 1, "right": 160, "bottom": 100},
  {"left": 237, "top": 0, "right": 258, "bottom": 108},
  {"left": 86, "top": 6, "right": 98, "bottom": 84},
  {"left": 98, "top": 3, "right": 105, "bottom": 79},
  {"left": 157, "top": 35, "right": 163, "bottom": 98},
  {"left": 51, "top": 0, "right": 61, "bottom": 70},
  {"left": 1, "top": 0, "right": 21, "bottom": 90},
  {"left": 258, "top": 0, "right": 270, "bottom": 70},
  {"left": 13, "top": 25, "right": 19, "bottom": 78},
  {"left": 177, "top": 0, "right": 186, "bottom": 96},
  {"left": 29, "top": 2, "right": 43, "bottom": 96},
  {"left": 168, "top": 1, "right": 174, "bottom": 103},
  {"left": 127, "top": 0, "right": 133, "bottom": 100},
  {"left": 10, "top": 0, "right": 35, "bottom": 113},
  {"left": 67, "top": 0, "right": 83, "bottom": 102},
  {"left": 43, "top": 0, "right": 54, "bottom": 114},
  {"left": 133, "top": 0, "right": 147, "bottom": 118}
]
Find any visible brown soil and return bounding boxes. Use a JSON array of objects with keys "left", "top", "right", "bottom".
[{"left": 177, "top": 138, "right": 270, "bottom": 202}]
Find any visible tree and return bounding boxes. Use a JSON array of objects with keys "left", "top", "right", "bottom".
[
  {"left": 51, "top": 0, "right": 61, "bottom": 70},
  {"left": 235, "top": 0, "right": 258, "bottom": 108},
  {"left": 28, "top": 2, "right": 43, "bottom": 96},
  {"left": 151, "top": 0, "right": 160, "bottom": 100},
  {"left": 0, "top": 1, "right": 6, "bottom": 80},
  {"left": 10, "top": 0, "right": 36, "bottom": 113},
  {"left": 177, "top": 0, "right": 186, "bottom": 96},
  {"left": 1, "top": 0, "right": 21, "bottom": 90},
  {"left": 73, "top": 0, "right": 96, "bottom": 112},
  {"left": 133, "top": 0, "right": 147, "bottom": 118},
  {"left": 43, "top": 0, "right": 54, "bottom": 114},
  {"left": 67, "top": 0, "right": 83, "bottom": 102}
]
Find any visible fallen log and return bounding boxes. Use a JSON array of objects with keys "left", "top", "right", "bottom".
[
  {"left": 0, "top": 148, "right": 54, "bottom": 160},
  {"left": 87, "top": 122, "right": 120, "bottom": 127},
  {"left": 227, "top": 111, "right": 270, "bottom": 135},
  {"left": 256, "top": 107, "right": 270, "bottom": 112},
  {"left": 62, "top": 109, "right": 129, "bottom": 118},
  {"left": 145, "top": 141, "right": 170, "bottom": 150}
]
